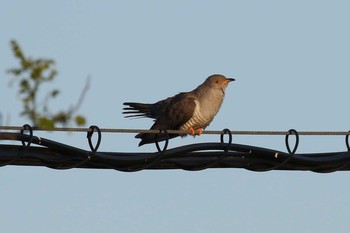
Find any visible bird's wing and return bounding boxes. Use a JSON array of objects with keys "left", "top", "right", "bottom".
[
  {"left": 155, "top": 92, "right": 197, "bottom": 129},
  {"left": 123, "top": 92, "right": 196, "bottom": 122},
  {"left": 135, "top": 93, "right": 197, "bottom": 146}
]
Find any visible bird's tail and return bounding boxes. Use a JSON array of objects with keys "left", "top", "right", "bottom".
[
  {"left": 135, "top": 123, "right": 179, "bottom": 147},
  {"left": 123, "top": 102, "right": 179, "bottom": 146},
  {"left": 123, "top": 102, "right": 154, "bottom": 118}
]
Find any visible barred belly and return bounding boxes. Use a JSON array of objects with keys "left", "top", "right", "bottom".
[{"left": 179, "top": 101, "right": 210, "bottom": 131}]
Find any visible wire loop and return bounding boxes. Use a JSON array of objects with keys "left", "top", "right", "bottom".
[
  {"left": 247, "top": 129, "right": 299, "bottom": 172},
  {"left": 285, "top": 129, "right": 299, "bottom": 154},
  {"left": 346, "top": 130, "right": 350, "bottom": 151},
  {"left": 20, "top": 124, "right": 33, "bottom": 147},
  {"left": 0, "top": 124, "right": 33, "bottom": 167},
  {"left": 218, "top": 128, "right": 232, "bottom": 161},
  {"left": 323, "top": 130, "right": 350, "bottom": 172},
  {"left": 220, "top": 128, "right": 232, "bottom": 150},
  {"left": 175, "top": 128, "right": 234, "bottom": 171},
  {"left": 44, "top": 126, "right": 102, "bottom": 170},
  {"left": 155, "top": 129, "right": 169, "bottom": 152},
  {"left": 117, "top": 129, "right": 169, "bottom": 172},
  {"left": 87, "top": 125, "right": 101, "bottom": 153},
  {"left": 49, "top": 125, "right": 103, "bottom": 169}
]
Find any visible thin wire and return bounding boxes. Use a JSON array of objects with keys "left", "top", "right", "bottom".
[{"left": 0, "top": 126, "right": 350, "bottom": 135}]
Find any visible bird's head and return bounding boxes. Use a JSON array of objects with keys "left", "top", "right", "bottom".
[{"left": 204, "top": 74, "right": 235, "bottom": 91}]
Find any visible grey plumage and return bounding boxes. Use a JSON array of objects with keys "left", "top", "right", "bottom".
[{"left": 123, "top": 74, "right": 235, "bottom": 146}]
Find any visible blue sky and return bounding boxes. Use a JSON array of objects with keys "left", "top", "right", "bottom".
[{"left": 1, "top": 1, "right": 350, "bottom": 233}]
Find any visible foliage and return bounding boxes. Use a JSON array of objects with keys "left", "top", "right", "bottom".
[{"left": 7, "top": 40, "right": 87, "bottom": 128}]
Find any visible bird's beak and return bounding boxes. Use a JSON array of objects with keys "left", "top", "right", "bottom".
[{"left": 225, "top": 78, "right": 235, "bottom": 84}]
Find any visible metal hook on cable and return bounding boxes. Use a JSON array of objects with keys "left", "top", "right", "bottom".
[
  {"left": 87, "top": 125, "right": 101, "bottom": 155},
  {"left": 246, "top": 129, "right": 299, "bottom": 172},
  {"left": 50, "top": 125, "right": 103, "bottom": 169},
  {"left": 346, "top": 130, "right": 350, "bottom": 151},
  {"left": 266, "top": 128, "right": 299, "bottom": 170},
  {"left": 20, "top": 124, "right": 33, "bottom": 147},
  {"left": 43, "top": 125, "right": 102, "bottom": 170},
  {"left": 314, "top": 130, "right": 350, "bottom": 173},
  {"left": 155, "top": 129, "right": 169, "bottom": 152},
  {"left": 0, "top": 124, "right": 33, "bottom": 167},
  {"left": 285, "top": 129, "right": 299, "bottom": 154},
  {"left": 220, "top": 128, "right": 232, "bottom": 152},
  {"left": 50, "top": 125, "right": 102, "bottom": 169},
  {"left": 117, "top": 129, "right": 169, "bottom": 172},
  {"left": 267, "top": 128, "right": 300, "bottom": 170},
  {"left": 215, "top": 128, "right": 233, "bottom": 165},
  {"left": 176, "top": 128, "right": 233, "bottom": 171}
]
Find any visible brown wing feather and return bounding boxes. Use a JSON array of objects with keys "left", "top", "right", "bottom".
[
  {"left": 157, "top": 93, "right": 196, "bottom": 129},
  {"left": 136, "top": 93, "right": 196, "bottom": 146}
]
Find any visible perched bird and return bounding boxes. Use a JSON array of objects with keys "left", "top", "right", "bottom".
[{"left": 123, "top": 74, "right": 235, "bottom": 146}]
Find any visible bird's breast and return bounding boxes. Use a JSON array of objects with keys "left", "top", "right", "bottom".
[{"left": 180, "top": 100, "right": 214, "bottom": 131}]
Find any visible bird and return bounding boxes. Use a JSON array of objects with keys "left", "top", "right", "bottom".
[{"left": 123, "top": 74, "right": 235, "bottom": 146}]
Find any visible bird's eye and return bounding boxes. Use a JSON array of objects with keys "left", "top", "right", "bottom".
[{"left": 215, "top": 80, "right": 220, "bottom": 84}]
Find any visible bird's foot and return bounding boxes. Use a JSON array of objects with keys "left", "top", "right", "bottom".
[
  {"left": 188, "top": 127, "right": 203, "bottom": 136},
  {"left": 188, "top": 127, "right": 195, "bottom": 135}
]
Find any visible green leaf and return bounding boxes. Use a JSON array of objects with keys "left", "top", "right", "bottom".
[
  {"left": 10, "top": 40, "right": 25, "bottom": 60},
  {"left": 8, "top": 40, "right": 88, "bottom": 129},
  {"left": 52, "top": 112, "right": 70, "bottom": 124},
  {"left": 75, "top": 115, "right": 86, "bottom": 126},
  {"left": 38, "top": 117, "right": 55, "bottom": 129},
  {"left": 31, "top": 66, "right": 42, "bottom": 80},
  {"left": 21, "top": 59, "right": 31, "bottom": 69}
]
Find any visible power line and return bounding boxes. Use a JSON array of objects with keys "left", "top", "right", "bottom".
[
  {"left": 0, "top": 125, "right": 349, "bottom": 172},
  {"left": 0, "top": 130, "right": 349, "bottom": 172},
  {"left": 0, "top": 126, "right": 349, "bottom": 135}
]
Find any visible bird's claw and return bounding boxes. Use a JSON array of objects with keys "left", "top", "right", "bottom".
[
  {"left": 188, "top": 127, "right": 203, "bottom": 136},
  {"left": 188, "top": 127, "right": 195, "bottom": 135}
]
